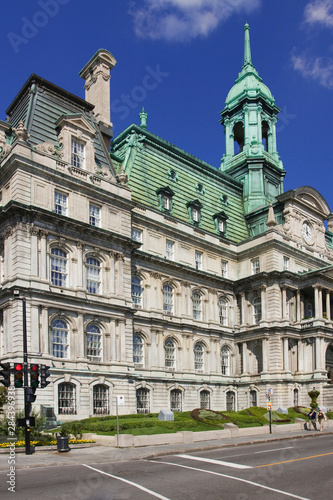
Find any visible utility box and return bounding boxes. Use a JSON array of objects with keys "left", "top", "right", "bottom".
[
  {"left": 158, "top": 410, "right": 174, "bottom": 421},
  {"left": 277, "top": 407, "right": 288, "bottom": 414}
]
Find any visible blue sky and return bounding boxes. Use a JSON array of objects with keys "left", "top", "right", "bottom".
[{"left": 2, "top": 0, "right": 333, "bottom": 209}]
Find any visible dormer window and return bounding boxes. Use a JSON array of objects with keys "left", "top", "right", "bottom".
[
  {"left": 196, "top": 183, "right": 205, "bottom": 195},
  {"left": 187, "top": 200, "right": 203, "bottom": 226},
  {"left": 156, "top": 186, "right": 174, "bottom": 213},
  {"left": 71, "top": 139, "right": 85, "bottom": 168},
  {"left": 213, "top": 211, "right": 228, "bottom": 236},
  {"left": 168, "top": 169, "right": 178, "bottom": 182}
]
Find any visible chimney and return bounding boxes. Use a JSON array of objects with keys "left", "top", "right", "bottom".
[{"left": 79, "top": 49, "right": 117, "bottom": 134}]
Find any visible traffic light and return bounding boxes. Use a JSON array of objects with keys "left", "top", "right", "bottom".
[
  {"left": 0, "top": 362, "right": 11, "bottom": 387},
  {"left": 14, "top": 363, "right": 24, "bottom": 388},
  {"left": 26, "top": 386, "right": 36, "bottom": 403},
  {"left": 40, "top": 365, "right": 51, "bottom": 388},
  {"left": 29, "top": 364, "right": 39, "bottom": 389}
]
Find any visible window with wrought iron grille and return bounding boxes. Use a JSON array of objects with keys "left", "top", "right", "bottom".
[
  {"left": 86, "top": 257, "right": 101, "bottom": 294},
  {"left": 93, "top": 384, "right": 109, "bottom": 415},
  {"left": 200, "top": 390, "right": 210, "bottom": 409},
  {"left": 163, "top": 284, "right": 173, "bottom": 314},
  {"left": 86, "top": 324, "right": 102, "bottom": 361},
  {"left": 132, "top": 228, "right": 142, "bottom": 242},
  {"left": 131, "top": 276, "right": 142, "bottom": 308},
  {"left": 71, "top": 138, "right": 85, "bottom": 168},
  {"left": 166, "top": 240, "right": 174, "bottom": 260},
  {"left": 226, "top": 391, "right": 235, "bottom": 411},
  {"left": 192, "top": 291, "right": 202, "bottom": 320},
  {"left": 219, "top": 297, "right": 228, "bottom": 326},
  {"left": 194, "top": 342, "right": 204, "bottom": 371},
  {"left": 52, "top": 319, "right": 69, "bottom": 358},
  {"left": 89, "top": 203, "right": 100, "bottom": 227},
  {"left": 50, "top": 248, "right": 67, "bottom": 287},
  {"left": 221, "top": 260, "right": 228, "bottom": 278},
  {"left": 133, "top": 334, "right": 144, "bottom": 365},
  {"left": 251, "top": 257, "right": 260, "bottom": 275},
  {"left": 195, "top": 250, "right": 202, "bottom": 270},
  {"left": 54, "top": 191, "right": 68, "bottom": 215},
  {"left": 253, "top": 296, "right": 262, "bottom": 324},
  {"left": 250, "top": 390, "right": 257, "bottom": 407},
  {"left": 136, "top": 388, "right": 150, "bottom": 414},
  {"left": 58, "top": 382, "right": 76, "bottom": 415},
  {"left": 165, "top": 338, "right": 176, "bottom": 369},
  {"left": 170, "top": 389, "right": 182, "bottom": 412},
  {"left": 221, "top": 346, "right": 230, "bottom": 375}
]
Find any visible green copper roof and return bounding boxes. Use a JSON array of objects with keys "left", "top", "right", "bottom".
[{"left": 225, "top": 24, "right": 274, "bottom": 109}]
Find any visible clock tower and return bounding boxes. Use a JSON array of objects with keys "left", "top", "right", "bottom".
[{"left": 220, "top": 24, "right": 286, "bottom": 215}]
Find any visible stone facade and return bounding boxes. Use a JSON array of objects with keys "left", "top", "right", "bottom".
[{"left": 1, "top": 27, "right": 333, "bottom": 420}]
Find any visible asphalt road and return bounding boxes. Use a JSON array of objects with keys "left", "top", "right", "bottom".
[{"left": 1, "top": 435, "right": 332, "bottom": 500}]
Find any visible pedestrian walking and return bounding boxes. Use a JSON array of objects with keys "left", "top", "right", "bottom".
[
  {"left": 308, "top": 409, "right": 317, "bottom": 430},
  {"left": 317, "top": 409, "right": 327, "bottom": 431}
]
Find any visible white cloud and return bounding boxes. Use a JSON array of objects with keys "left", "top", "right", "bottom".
[
  {"left": 129, "top": 0, "right": 261, "bottom": 41},
  {"left": 304, "top": 0, "right": 333, "bottom": 28},
  {"left": 291, "top": 52, "right": 333, "bottom": 89}
]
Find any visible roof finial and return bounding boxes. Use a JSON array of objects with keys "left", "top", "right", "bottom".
[
  {"left": 243, "top": 23, "right": 252, "bottom": 67},
  {"left": 139, "top": 107, "right": 148, "bottom": 129}
]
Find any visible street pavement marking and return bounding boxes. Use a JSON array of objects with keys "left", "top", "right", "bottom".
[
  {"left": 148, "top": 460, "right": 311, "bottom": 500},
  {"left": 201, "top": 446, "right": 294, "bottom": 460},
  {"left": 255, "top": 451, "right": 333, "bottom": 468},
  {"left": 82, "top": 464, "right": 171, "bottom": 500},
  {"left": 176, "top": 453, "right": 252, "bottom": 469}
]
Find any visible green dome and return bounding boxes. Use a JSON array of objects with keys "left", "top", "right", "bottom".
[{"left": 225, "top": 68, "right": 274, "bottom": 109}]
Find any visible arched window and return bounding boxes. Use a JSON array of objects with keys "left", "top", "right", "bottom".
[
  {"left": 200, "top": 390, "right": 210, "bottom": 409},
  {"left": 170, "top": 389, "right": 182, "bottom": 412},
  {"left": 192, "top": 291, "right": 202, "bottom": 320},
  {"left": 133, "top": 334, "right": 144, "bottom": 365},
  {"left": 136, "top": 388, "right": 150, "bottom": 414},
  {"left": 86, "top": 324, "right": 102, "bottom": 361},
  {"left": 163, "top": 284, "right": 173, "bottom": 314},
  {"left": 194, "top": 342, "right": 204, "bottom": 372},
  {"left": 50, "top": 248, "right": 67, "bottom": 287},
  {"left": 86, "top": 257, "right": 101, "bottom": 294},
  {"left": 262, "top": 120, "right": 269, "bottom": 151},
  {"left": 221, "top": 346, "right": 230, "bottom": 375},
  {"left": 226, "top": 391, "right": 235, "bottom": 411},
  {"left": 233, "top": 121, "right": 244, "bottom": 153},
  {"left": 93, "top": 384, "right": 109, "bottom": 415},
  {"left": 58, "top": 382, "right": 76, "bottom": 415},
  {"left": 165, "top": 338, "right": 176, "bottom": 369},
  {"left": 253, "top": 297, "right": 262, "bottom": 324},
  {"left": 131, "top": 276, "right": 142, "bottom": 308},
  {"left": 52, "top": 319, "right": 69, "bottom": 358},
  {"left": 293, "top": 388, "right": 299, "bottom": 407},
  {"left": 219, "top": 297, "right": 228, "bottom": 326},
  {"left": 250, "top": 390, "right": 257, "bottom": 407}
]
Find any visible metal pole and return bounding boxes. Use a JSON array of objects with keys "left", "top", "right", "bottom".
[
  {"left": 116, "top": 397, "right": 119, "bottom": 448},
  {"left": 269, "top": 406, "right": 272, "bottom": 434},
  {"left": 22, "top": 298, "right": 32, "bottom": 455}
]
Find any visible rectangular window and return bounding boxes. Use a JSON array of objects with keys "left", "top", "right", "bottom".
[
  {"left": 54, "top": 191, "right": 68, "bottom": 215},
  {"left": 195, "top": 251, "right": 202, "bottom": 270},
  {"left": 166, "top": 240, "right": 174, "bottom": 260},
  {"left": 71, "top": 139, "right": 85, "bottom": 168},
  {"left": 132, "top": 228, "right": 142, "bottom": 242},
  {"left": 218, "top": 219, "right": 225, "bottom": 232},
  {"left": 192, "top": 208, "right": 199, "bottom": 222},
  {"left": 283, "top": 256, "right": 290, "bottom": 271},
  {"left": 89, "top": 203, "right": 100, "bottom": 227},
  {"left": 221, "top": 260, "right": 228, "bottom": 278},
  {"left": 162, "top": 195, "right": 170, "bottom": 210},
  {"left": 251, "top": 258, "right": 260, "bottom": 275},
  {"left": 87, "top": 334, "right": 101, "bottom": 361}
]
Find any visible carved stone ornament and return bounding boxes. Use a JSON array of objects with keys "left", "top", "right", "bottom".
[
  {"left": 116, "top": 167, "right": 128, "bottom": 185},
  {"left": 35, "top": 141, "right": 64, "bottom": 158},
  {"left": 13, "top": 121, "right": 30, "bottom": 142},
  {"left": 0, "top": 130, "right": 12, "bottom": 157}
]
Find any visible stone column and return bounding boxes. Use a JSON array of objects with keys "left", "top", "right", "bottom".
[
  {"left": 76, "top": 241, "right": 84, "bottom": 289},
  {"left": 242, "top": 342, "right": 248, "bottom": 374},
  {"left": 326, "top": 291, "right": 331, "bottom": 320},
  {"left": 4, "top": 227, "right": 13, "bottom": 280},
  {"left": 297, "top": 339, "right": 304, "bottom": 373},
  {"left": 30, "top": 226, "right": 39, "bottom": 276},
  {"left": 180, "top": 281, "right": 191, "bottom": 318},
  {"left": 281, "top": 286, "right": 287, "bottom": 319},
  {"left": 296, "top": 290, "right": 301, "bottom": 322},
  {"left": 283, "top": 337, "right": 289, "bottom": 371},
  {"left": 76, "top": 314, "right": 84, "bottom": 359},
  {"left": 240, "top": 292, "right": 247, "bottom": 326},
  {"left": 314, "top": 286, "right": 320, "bottom": 318},
  {"left": 108, "top": 252, "right": 116, "bottom": 295},
  {"left": 40, "top": 231, "right": 47, "bottom": 280},
  {"left": 315, "top": 337, "right": 323, "bottom": 371},
  {"left": 262, "top": 338, "right": 269, "bottom": 372},
  {"left": 40, "top": 307, "right": 49, "bottom": 355},
  {"left": 260, "top": 285, "right": 267, "bottom": 321},
  {"left": 115, "top": 253, "right": 125, "bottom": 297},
  {"left": 104, "top": 332, "right": 111, "bottom": 364}
]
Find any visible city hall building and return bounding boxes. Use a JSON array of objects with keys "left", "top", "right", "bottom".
[{"left": 1, "top": 25, "right": 333, "bottom": 420}]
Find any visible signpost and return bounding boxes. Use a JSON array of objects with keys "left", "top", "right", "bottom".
[
  {"left": 116, "top": 395, "right": 124, "bottom": 447},
  {"left": 267, "top": 388, "right": 273, "bottom": 434}
]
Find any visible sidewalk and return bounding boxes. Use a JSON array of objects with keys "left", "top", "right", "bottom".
[{"left": 1, "top": 427, "right": 332, "bottom": 471}]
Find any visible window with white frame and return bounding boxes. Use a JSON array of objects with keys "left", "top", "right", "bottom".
[
  {"left": 89, "top": 203, "right": 100, "bottom": 227},
  {"left": 136, "top": 388, "right": 150, "bottom": 414},
  {"left": 221, "top": 346, "right": 230, "bottom": 375},
  {"left": 170, "top": 389, "right": 182, "bottom": 412},
  {"left": 86, "top": 257, "right": 101, "bottom": 294},
  {"left": 251, "top": 258, "right": 260, "bottom": 275},
  {"left": 50, "top": 248, "right": 67, "bottom": 287},
  {"left": 195, "top": 251, "right": 202, "bottom": 270},
  {"left": 200, "top": 390, "right": 210, "bottom": 409},
  {"left": 194, "top": 342, "right": 204, "bottom": 372},
  {"left": 162, "top": 194, "right": 171, "bottom": 210},
  {"left": 54, "top": 191, "right": 68, "bottom": 215},
  {"left": 52, "top": 319, "right": 69, "bottom": 358},
  {"left": 165, "top": 338, "right": 176, "bottom": 369},
  {"left": 131, "top": 276, "right": 142, "bottom": 308},
  {"left": 219, "top": 297, "right": 228, "bottom": 326},
  {"left": 133, "top": 334, "right": 144, "bottom": 365},
  {"left": 163, "top": 284, "right": 173, "bottom": 314},
  {"left": 283, "top": 256, "right": 290, "bottom": 271},
  {"left": 93, "top": 384, "right": 109, "bottom": 415},
  {"left": 132, "top": 228, "right": 142, "bottom": 242},
  {"left": 71, "top": 138, "right": 85, "bottom": 168},
  {"left": 58, "top": 382, "right": 76, "bottom": 415},
  {"left": 166, "top": 240, "right": 174, "bottom": 260},
  {"left": 192, "top": 291, "right": 202, "bottom": 320},
  {"left": 253, "top": 296, "right": 262, "bottom": 324},
  {"left": 86, "top": 324, "right": 102, "bottom": 361},
  {"left": 192, "top": 207, "right": 199, "bottom": 223},
  {"left": 221, "top": 260, "right": 228, "bottom": 278}
]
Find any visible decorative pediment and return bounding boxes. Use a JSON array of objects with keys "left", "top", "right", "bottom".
[
  {"left": 294, "top": 186, "right": 330, "bottom": 217},
  {"left": 56, "top": 114, "right": 96, "bottom": 137}
]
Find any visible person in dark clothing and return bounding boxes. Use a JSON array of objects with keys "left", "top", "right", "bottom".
[{"left": 308, "top": 409, "right": 317, "bottom": 430}]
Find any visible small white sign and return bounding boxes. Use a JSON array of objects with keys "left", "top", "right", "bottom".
[{"left": 117, "top": 395, "right": 125, "bottom": 406}]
